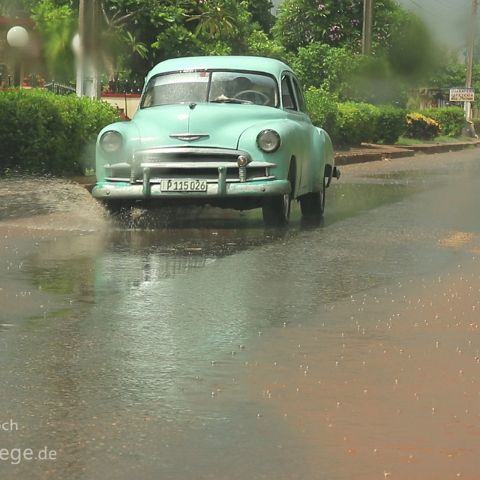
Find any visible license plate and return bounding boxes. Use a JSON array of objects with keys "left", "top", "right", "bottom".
[{"left": 160, "top": 179, "right": 208, "bottom": 192}]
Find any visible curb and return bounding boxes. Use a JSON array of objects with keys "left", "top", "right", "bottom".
[
  {"left": 335, "top": 141, "right": 480, "bottom": 166},
  {"left": 335, "top": 145, "right": 415, "bottom": 166}
]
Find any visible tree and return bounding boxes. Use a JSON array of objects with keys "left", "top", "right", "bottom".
[
  {"left": 31, "top": 0, "right": 76, "bottom": 82},
  {"left": 244, "top": 0, "right": 274, "bottom": 32},
  {"left": 273, "top": 0, "right": 364, "bottom": 52},
  {"left": 0, "top": 0, "right": 36, "bottom": 16},
  {"left": 186, "top": 0, "right": 254, "bottom": 56}
]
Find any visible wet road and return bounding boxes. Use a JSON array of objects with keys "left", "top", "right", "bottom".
[{"left": 1, "top": 148, "right": 480, "bottom": 480}]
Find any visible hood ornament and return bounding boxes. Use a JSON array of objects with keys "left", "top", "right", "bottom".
[{"left": 170, "top": 133, "right": 210, "bottom": 142}]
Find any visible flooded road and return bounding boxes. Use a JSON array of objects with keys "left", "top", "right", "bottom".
[{"left": 1, "top": 149, "right": 480, "bottom": 479}]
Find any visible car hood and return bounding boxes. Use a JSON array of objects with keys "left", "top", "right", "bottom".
[{"left": 133, "top": 103, "right": 284, "bottom": 150}]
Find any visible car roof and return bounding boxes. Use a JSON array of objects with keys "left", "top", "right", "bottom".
[{"left": 146, "top": 56, "right": 293, "bottom": 81}]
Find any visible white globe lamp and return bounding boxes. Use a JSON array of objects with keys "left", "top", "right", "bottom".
[
  {"left": 6, "top": 26, "right": 29, "bottom": 48},
  {"left": 72, "top": 33, "right": 82, "bottom": 56}
]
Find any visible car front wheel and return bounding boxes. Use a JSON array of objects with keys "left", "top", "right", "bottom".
[
  {"left": 262, "top": 166, "right": 294, "bottom": 226},
  {"left": 299, "top": 177, "right": 325, "bottom": 217},
  {"left": 262, "top": 192, "right": 291, "bottom": 226}
]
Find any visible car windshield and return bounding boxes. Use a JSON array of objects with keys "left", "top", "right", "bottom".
[{"left": 141, "top": 70, "right": 278, "bottom": 108}]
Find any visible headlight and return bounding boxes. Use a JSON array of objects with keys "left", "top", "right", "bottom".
[
  {"left": 100, "top": 131, "right": 122, "bottom": 153},
  {"left": 256, "top": 129, "right": 281, "bottom": 153}
]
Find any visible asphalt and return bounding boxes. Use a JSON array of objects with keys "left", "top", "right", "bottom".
[{"left": 71, "top": 140, "right": 480, "bottom": 189}]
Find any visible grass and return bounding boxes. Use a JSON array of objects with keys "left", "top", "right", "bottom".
[{"left": 396, "top": 135, "right": 474, "bottom": 146}]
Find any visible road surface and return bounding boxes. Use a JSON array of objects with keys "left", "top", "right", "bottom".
[{"left": 1, "top": 148, "right": 480, "bottom": 480}]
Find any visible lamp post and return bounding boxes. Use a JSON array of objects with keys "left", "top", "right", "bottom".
[
  {"left": 75, "top": 0, "right": 101, "bottom": 99},
  {"left": 362, "top": 0, "right": 373, "bottom": 55},
  {"left": 6, "top": 26, "right": 29, "bottom": 87},
  {"left": 465, "top": 0, "right": 478, "bottom": 132}
]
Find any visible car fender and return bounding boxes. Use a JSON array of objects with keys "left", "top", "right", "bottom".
[
  {"left": 237, "top": 119, "right": 305, "bottom": 196},
  {"left": 308, "top": 127, "right": 334, "bottom": 192},
  {"left": 96, "top": 121, "right": 141, "bottom": 181}
]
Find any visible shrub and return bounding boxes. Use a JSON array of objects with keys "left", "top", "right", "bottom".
[
  {"left": 0, "top": 89, "right": 119, "bottom": 176},
  {"left": 421, "top": 107, "right": 464, "bottom": 137},
  {"left": 334, "top": 102, "right": 379, "bottom": 146},
  {"left": 305, "top": 94, "right": 406, "bottom": 146},
  {"left": 374, "top": 105, "right": 407, "bottom": 144},
  {"left": 405, "top": 112, "right": 440, "bottom": 140},
  {"left": 304, "top": 87, "right": 339, "bottom": 137}
]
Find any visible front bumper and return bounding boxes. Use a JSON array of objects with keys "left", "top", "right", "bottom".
[{"left": 92, "top": 177, "right": 291, "bottom": 200}]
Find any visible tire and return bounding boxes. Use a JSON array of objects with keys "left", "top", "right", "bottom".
[
  {"left": 262, "top": 194, "right": 291, "bottom": 226},
  {"left": 300, "top": 177, "right": 325, "bottom": 218},
  {"left": 262, "top": 164, "right": 294, "bottom": 226}
]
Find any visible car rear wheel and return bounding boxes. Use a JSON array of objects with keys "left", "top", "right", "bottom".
[{"left": 299, "top": 177, "right": 325, "bottom": 217}]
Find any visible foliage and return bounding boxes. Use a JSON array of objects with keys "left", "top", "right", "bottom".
[
  {"left": 289, "top": 43, "right": 355, "bottom": 90},
  {"left": 305, "top": 92, "right": 405, "bottom": 146},
  {"left": 247, "top": 30, "right": 287, "bottom": 61},
  {"left": 334, "top": 102, "right": 377, "bottom": 146},
  {"left": 385, "top": 8, "right": 440, "bottom": 81},
  {"left": 31, "top": 0, "right": 76, "bottom": 82},
  {"left": 374, "top": 105, "right": 407, "bottom": 144},
  {"left": 0, "top": 0, "right": 36, "bottom": 16},
  {"left": 186, "top": 0, "right": 254, "bottom": 55},
  {"left": 288, "top": 43, "right": 408, "bottom": 105},
  {"left": 304, "top": 86, "right": 339, "bottom": 137},
  {"left": 273, "top": 0, "right": 440, "bottom": 98},
  {"left": 421, "top": 107, "right": 465, "bottom": 137},
  {"left": 0, "top": 89, "right": 119, "bottom": 175},
  {"left": 340, "top": 54, "right": 408, "bottom": 105},
  {"left": 404, "top": 112, "right": 440, "bottom": 140},
  {"left": 272, "top": 0, "right": 364, "bottom": 51},
  {"left": 150, "top": 6, "right": 203, "bottom": 61},
  {"left": 272, "top": 0, "right": 418, "bottom": 54},
  {"left": 244, "top": 0, "right": 274, "bottom": 32}
]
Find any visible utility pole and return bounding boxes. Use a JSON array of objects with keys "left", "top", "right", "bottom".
[
  {"left": 76, "top": 0, "right": 101, "bottom": 99},
  {"left": 362, "top": 0, "right": 373, "bottom": 55},
  {"left": 465, "top": 0, "right": 478, "bottom": 129}
]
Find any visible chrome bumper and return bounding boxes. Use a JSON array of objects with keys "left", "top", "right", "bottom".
[{"left": 92, "top": 177, "right": 290, "bottom": 200}]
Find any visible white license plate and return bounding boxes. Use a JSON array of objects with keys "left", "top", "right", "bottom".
[{"left": 160, "top": 179, "right": 208, "bottom": 192}]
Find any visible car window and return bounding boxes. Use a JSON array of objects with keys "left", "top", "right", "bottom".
[
  {"left": 141, "top": 70, "right": 278, "bottom": 108},
  {"left": 142, "top": 72, "right": 210, "bottom": 107},
  {"left": 281, "top": 75, "right": 298, "bottom": 110},
  {"left": 209, "top": 72, "right": 277, "bottom": 106},
  {"left": 292, "top": 76, "right": 307, "bottom": 113}
]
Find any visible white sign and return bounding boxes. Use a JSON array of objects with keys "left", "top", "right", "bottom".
[{"left": 449, "top": 87, "right": 475, "bottom": 102}]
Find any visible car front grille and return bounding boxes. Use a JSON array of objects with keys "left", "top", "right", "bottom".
[{"left": 104, "top": 147, "right": 275, "bottom": 183}]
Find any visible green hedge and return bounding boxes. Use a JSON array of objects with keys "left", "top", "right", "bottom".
[
  {"left": 421, "top": 107, "right": 465, "bottom": 137},
  {"left": 0, "top": 89, "right": 120, "bottom": 176},
  {"left": 306, "top": 88, "right": 406, "bottom": 146},
  {"left": 374, "top": 105, "right": 407, "bottom": 144},
  {"left": 334, "top": 102, "right": 379, "bottom": 146}
]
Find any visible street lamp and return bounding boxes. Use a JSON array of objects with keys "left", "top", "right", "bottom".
[
  {"left": 6, "top": 26, "right": 29, "bottom": 48},
  {"left": 6, "top": 26, "right": 30, "bottom": 86}
]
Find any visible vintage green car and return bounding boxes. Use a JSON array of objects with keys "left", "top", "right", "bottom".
[{"left": 92, "top": 56, "right": 340, "bottom": 225}]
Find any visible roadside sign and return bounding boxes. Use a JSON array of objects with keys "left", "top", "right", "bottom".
[{"left": 449, "top": 87, "right": 475, "bottom": 102}]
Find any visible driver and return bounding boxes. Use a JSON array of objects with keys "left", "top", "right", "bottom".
[{"left": 230, "top": 76, "right": 257, "bottom": 103}]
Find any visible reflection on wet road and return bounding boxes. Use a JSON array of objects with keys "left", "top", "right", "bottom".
[{"left": 1, "top": 149, "right": 480, "bottom": 479}]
